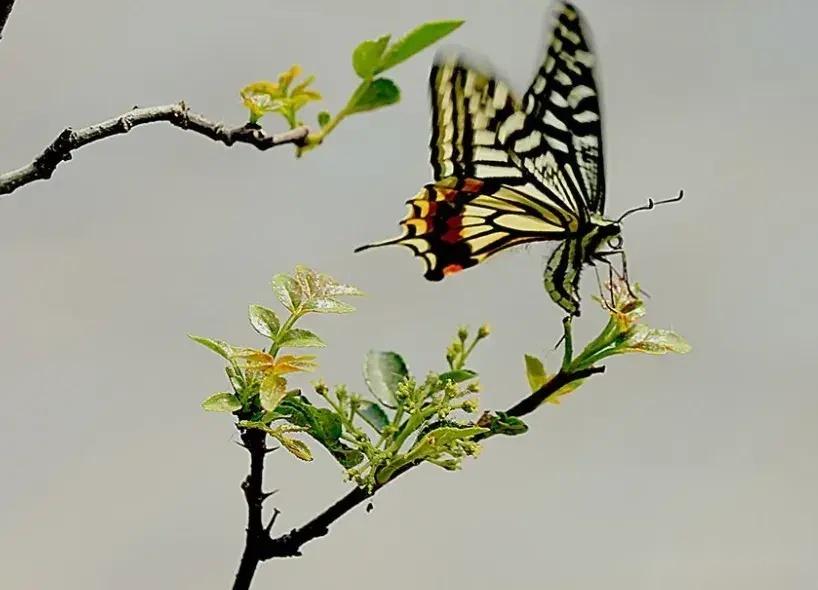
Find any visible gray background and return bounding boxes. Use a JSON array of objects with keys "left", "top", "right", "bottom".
[{"left": 1, "top": 0, "right": 816, "bottom": 588}]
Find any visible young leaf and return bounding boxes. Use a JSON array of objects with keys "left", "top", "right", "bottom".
[
  {"left": 352, "top": 34, "right": 391, "bottom": 78},
  {"left": 618, "top": 326, "right": 692, "bottom": 355},
  {"left": 302, "top": 297, "right": 356, "bottom": 314},
  {"left": 481, "top": 412, "right": 528, "bottom": 436},
  {"left": 377, "top": 20, "right": 464, "bottom": 73},
  {"left": 317, "top": 110, "right": 331, "bottom": 127},
  {"left": 201, "top": 392, "right": 242, "bottom": 412},
  {"left": 271, "top": 433, "right": 313, "bottom": 461},
  {"left": 524, "top": 354, "right": 549, "bottom": 391},
  {"left": 347, "top": 78, "right": 400, "bottom": 114},
  {"left": 363, "top": 350, "right": 408, "bottom": 408},
  {"left": 357, "top": 401, "right": 390, "bottom": 432},
  {"left": 189, "top": 336, "right": 234, "bottom": 360},
  {"left": 271, "top": 273, "right": 302, "bottom": 312},
  {"left": 259, "top": 374, "right": 287, "bottom": 411},
  {"left": 274, "top": 354, "right": 318, "bottom": 374},
  {"left": 248, "top": 304, "right": 280, "bottom": 338},
  {"left": 438, "top": 369, "right": 477, "bottom": 384},
  {"left": 276, "top": 328, "right": 326, "bottom": 348}
]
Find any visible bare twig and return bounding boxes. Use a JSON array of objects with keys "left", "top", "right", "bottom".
[
  {"left": 231, "top": 364, "right": 606, "bottom": 590},
  {"left": 0, "top": 102, "right": 309, "bottom": 197},
  {"left": 0, "top": 0, "right": 15, "bottom": 40}
]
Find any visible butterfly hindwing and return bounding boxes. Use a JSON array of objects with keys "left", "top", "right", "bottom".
[{"left": 355, "top": 177, "right": 576, "bottom": 280}]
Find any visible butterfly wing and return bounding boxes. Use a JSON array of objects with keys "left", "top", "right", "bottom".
[
  {"left": 355, "top": 177, "right": 577, "bottom": 281},
  {"left": 429, "top": 59, "right": 524, "bottom": 184},
  {"left": 504, "top": 2, "right": 606, "bottom": 216}
]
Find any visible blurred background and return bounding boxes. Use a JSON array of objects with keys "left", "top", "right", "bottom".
[{"left": 1, "top": 0, "right": 816, "bottom": 588}]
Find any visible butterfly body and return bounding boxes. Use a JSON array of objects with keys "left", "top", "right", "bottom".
[{"left": 357, "top": 2, "right": 648, "bottom": 316}]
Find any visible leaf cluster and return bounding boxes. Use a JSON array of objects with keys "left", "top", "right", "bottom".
[{"left": 237, "top": 19, "right": 463, "bottom": 153}]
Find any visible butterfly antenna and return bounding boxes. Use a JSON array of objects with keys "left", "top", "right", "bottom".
[{"left": 617, "top": 189, "right": 684, "bottom": 223}]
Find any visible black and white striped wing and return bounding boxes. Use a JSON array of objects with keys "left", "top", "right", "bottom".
[
  {"left": 506, "top": 2, "right": 606, "bottom": 215},
  {"left": 429, "top": 59, "right": 523, "bottom": 184}
]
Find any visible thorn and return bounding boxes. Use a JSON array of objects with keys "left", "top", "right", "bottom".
[
  {"left": 260, "top": 489, "right": 279, "bottom": 503},
  {"left": 234, "top": 440, "right": 248, "bottom": 450},
  {"left": 366, "top": 502, "right": 374, "bottom": 513},
  {"left": 264, "top": 508, "right": 281, "bottom": 533},
  {"left": 264, "top": 445, "right": 280, "bottom": 454}
]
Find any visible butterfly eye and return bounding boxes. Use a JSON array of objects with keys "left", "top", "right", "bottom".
[{"left": 607, "top": 235, "right": 623, "bottom": 250}]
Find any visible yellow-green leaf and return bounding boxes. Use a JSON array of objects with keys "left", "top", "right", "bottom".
[
  {"left": 260, "top": 374, "right": 287, "bottom": 411},
  {"left": 524, "top": 354, "right": 549, "bottom": 392},
  {"left": 352, "top": 34, "right": 391, "bottom": 78},
  {"left": 201, "top": 392, "right": 242, "bottom": 412}
]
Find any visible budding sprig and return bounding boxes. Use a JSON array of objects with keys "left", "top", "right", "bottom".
[{"left": 523, "top": 276, "right": 691, "bottom": 405}]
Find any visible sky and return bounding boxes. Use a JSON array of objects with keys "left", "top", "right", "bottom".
[{"left": 1, "top": 0, "right": 817, "bottom": 588}]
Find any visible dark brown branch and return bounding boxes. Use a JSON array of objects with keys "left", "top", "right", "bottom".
[
  {"left": 0, "top": 0, "right": 15, "bottom": 40},
  {"left": 505, "top": 365, "right": 606, "bottom": 417},
  {"left": 233, "top": 428, "right": 273, "bottom": 590},
  {"left": 238, "top": 365, "right": 606, "bottom": 572},
  {"left": 0, "top": 101, "right": 309, "bottom": 197}
]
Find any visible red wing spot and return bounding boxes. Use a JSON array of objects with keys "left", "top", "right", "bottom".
[
  {"left": 425, "top": 201, "right": 438, "bottom": 217},
  {"left": 443, "top": 264, "right": 464, "bottom": 276},
  {"left": 462, "top": 178, "right": 484, "bottom": 193},
  {"left": 441, "top": 215, "right": 463, "bottom": 244}
]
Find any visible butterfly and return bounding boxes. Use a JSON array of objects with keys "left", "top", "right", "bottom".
[{"left": 356, "top": 2, "right": 681, "bottom": 316}]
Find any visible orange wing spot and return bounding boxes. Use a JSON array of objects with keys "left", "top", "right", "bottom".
[
  {"left": 437, "top": 188, "right": 459, "bottom": 202},
  {"left": 443, "top": 264, "right": 464, "bottom": 276},
  {"left": 462, "top": 178, "right": 484, "bottom": 193}
]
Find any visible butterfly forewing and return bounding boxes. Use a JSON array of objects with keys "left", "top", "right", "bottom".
[
  {"left": 429, "top": 61, "right": 522, "bottom": 183},
  {"left": 514, "top": 2, "right": 606, "bottom": 214}
]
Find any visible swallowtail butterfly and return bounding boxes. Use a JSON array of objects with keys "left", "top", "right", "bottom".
[{"left": 356, "top": 2, "right": 681, "bottom": 315}]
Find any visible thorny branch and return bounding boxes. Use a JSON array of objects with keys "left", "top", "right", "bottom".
[
  {"left": 232, "top": 364, "right": 605, "bottom": 589},
  {"left": 0, "top": 102, "right": 309, "bottom": 197}
]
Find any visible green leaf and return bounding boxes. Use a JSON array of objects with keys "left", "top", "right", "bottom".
[
  {"left": 189, "top": 335, "right": 234, "bottom": 360},
  {"left": 302, "top": 297, "right": 356, "bottom": 314},
  {"left": 347, "top": 78, "right": 400, "bottom": 114},
  {"left": 524, "top": 354, "right": 549, "bottom": 391},
  {"left": 259, "top": 374, "right": 287, "bottom": 411},
  {"left": 277, "top": 395, "right": 364, "bottom": 468},
  {"left": 248, "top": 305, "right": 280, "bottom": 339},
  {"left": 276, "top": 328, "right": 326, "bottom": 348},
  {"left": 357, "top": 401, "right": 389, "bottom": 432},
  {"left": 363, "top": 350, "right": 408, "bottom": 408},
  {"left": 484, "top": 412, "right": 528, "bottom": 436},
  {"left": 271, "top": 273, "right": 302, "bottom": 312},
  {"left": 352, "top": 34, "right": 391, "bottom": 78},
  {"left": 317, "top": 110, "right": 331, "bottom": 127},
  {"left": 271, "top": 433, "right": 313, "bottom": 461},
  {"left": 377, "top": 20, "right": 464, "bottom": 73},
  {"left": 201, "top": 392, "right": 242, "bottom": 412}
]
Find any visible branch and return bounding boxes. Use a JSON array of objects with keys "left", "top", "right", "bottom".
[
  {"left": 233, "top": 429, "right": 276, "bottom": 590},
  {"left": 0, "top": 102, "right": 309, "bottom": 197},
  {"left": 250, "top": 365, "right": 605, "bottom": 563},
  {"left": 0, "top": 0, "right": 15, "bottom": 40}
]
